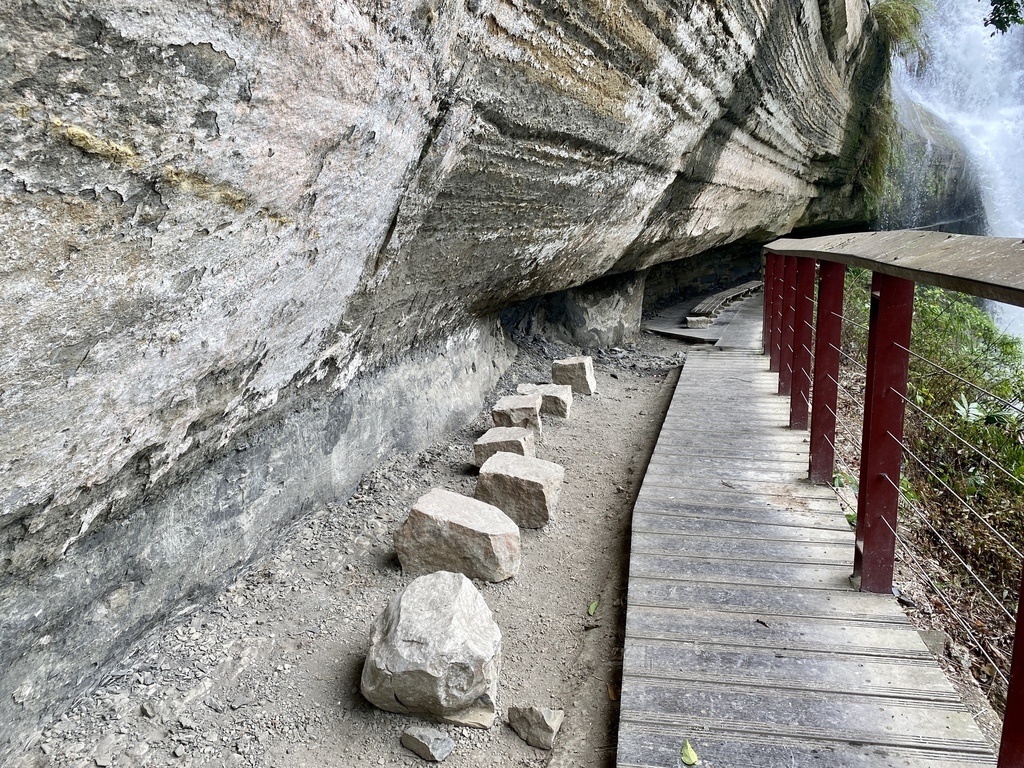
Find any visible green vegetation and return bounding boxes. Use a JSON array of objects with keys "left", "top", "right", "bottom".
[
  {"left": 841, "top": 271, "right": 1024, "bottom": 705},
  {"left": 871, "top": 0, "right": 928, "bottom": 59},
  {"left": 986, "top": 0, "right": 1024, "bottom": 32}
]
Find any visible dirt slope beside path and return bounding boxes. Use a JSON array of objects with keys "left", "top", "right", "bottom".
[{"left": 30, "top": 335, "right": 685, "bottom": 768}]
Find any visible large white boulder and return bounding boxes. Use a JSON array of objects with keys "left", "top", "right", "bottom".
[{"left": 360, "top": 572, "right": 502, "bottom": 728}]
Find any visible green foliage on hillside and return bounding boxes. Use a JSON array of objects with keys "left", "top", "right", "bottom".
[{"left": 841, "top": 272, "right": 1024, "bottom": 706}]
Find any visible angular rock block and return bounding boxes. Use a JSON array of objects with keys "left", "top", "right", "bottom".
[
  {"left": 685, "top": 315, "right": 712, "bottom": 329},
  {"left": 492, "top": 392, "right": 543, "bottom": 437},
  {"left": 473, "top": 426, "right": 536, "bottom": 467},
  {"left": 475, "top": 453, "right": 565, "bottom": 529},
  {"left": 516, "top": 383, "right": 573, "bottom": 419},
  {"left": 394, "top": 489, "right": 521, "bottom": 582},
  {"left": 361, "top": 571, "right": 502, "bottom": 728},
  {"left": 551, "top": 356, "right": 597, "bottom": 395},
  {"left": 401, "top": 726, "right": 455, "bottom": 762},
  {"left": 508, "top": 706, "right": 565, "bottom": 749}
]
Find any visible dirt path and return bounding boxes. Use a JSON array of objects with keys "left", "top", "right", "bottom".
[{"left": 32, "top": 334, "right": 687, "bottom": 768}]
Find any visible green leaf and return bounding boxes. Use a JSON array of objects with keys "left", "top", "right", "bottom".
[
  {"left": 680, "top": 739, "right": 699, "bottom": 765},
  {"left": 587, "top": 600, "right": 598, "bottom": 617}
]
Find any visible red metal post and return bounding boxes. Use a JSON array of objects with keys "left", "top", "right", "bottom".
[
  {"left": 789, "top": 257, "right": 816, "bottom": 430},
  {"left": 808, "top": 262, "right": 847, "bottom": 484},
  {"left": 769, "top": 254, "right": 786, "bottom": 373},
  {"left": 763, "top": 253, "right": 778, "bottom": 357},
  {"left": 779, "top": 256, "right": 798, "bottom": 396},
  {"left": 1000, "top": 566, "right": 1024, "bottom": 767},
  {"left": 853, "top": 273, "right": 915, "bottom": 594}
]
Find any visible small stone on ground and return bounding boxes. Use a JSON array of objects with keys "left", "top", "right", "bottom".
[
  {"left": 507, "top": 705, "right": 564, "bottom": 749},
  {"left": 516, "top": 383, "right": 573, "bottom": 418},
  {"left": 552, "top": 356, "right": 597, "bottom": 395},
  {"left": 492, "top": 393, "right": 543, "bottom": 437},
  {"left": 473, "top": 426, "right": 535, "bottom": 466},
  {"left": 394, "top": 488, "right": 521, "bottom": 582},
  {"left": 475, "top": 453, "right": 565, "bottom": 529},
  {"left": 401, "top": 726, "right": 455, "bottom": 762}
]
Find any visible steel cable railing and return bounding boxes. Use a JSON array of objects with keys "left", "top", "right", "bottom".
[{"left": 763, "top": 249, "right": 1024, "bottom": 766}]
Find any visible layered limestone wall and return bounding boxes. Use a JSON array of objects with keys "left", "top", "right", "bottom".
[{"left": 0, "top": 0, "right": 884, "bottom": 755}]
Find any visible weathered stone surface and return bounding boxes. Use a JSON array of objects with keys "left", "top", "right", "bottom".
[
  {"left": 685, "top": 316, "right": 712, "bottom": 329},
  {"left": 492, "top": 394, "right": 543, "bottom": 438},
  {"left": 401, "top": 726, "right": 455, "bottom": 762},
  {"left": 516, "top": 384, "right": 573, "bottom": 419},
  {"left": 394, "top": 489, "right": 521, "bottom": 582},
  {"left": 475, "top": 453, "right": 565, "bottom": 529},
  {"left": 360, "top": 572, "right": 501, "bottom": 728},
  {"left": 0, "top": 0, "right": 883, "bottom": 753},
  {"left": 500, "top": 272, "right": 646, "bottom": 348},
  {"left": 876, "top": 91, "right": 987, "bottom": 235},
  {"left": 473, "top": 427, "right": 536, "bottom": 467},
  {"left": 552, "top": 357, "right": 598, "bottom": 396},
  {"left": 508, "top": 706, "right": 565, "bottom": 750}
]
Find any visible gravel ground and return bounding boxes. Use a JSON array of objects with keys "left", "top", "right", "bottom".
[{"left": 27, "top": 332, "right": 687, "bottom": 768}]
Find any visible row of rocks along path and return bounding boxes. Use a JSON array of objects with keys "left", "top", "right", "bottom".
[{"left": 29, "top": 334, "right": 685, "bottom": 768}]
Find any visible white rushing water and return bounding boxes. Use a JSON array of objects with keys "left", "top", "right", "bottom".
[{"left": 892, "top": 0, "right": 1024, "bottom": 333}]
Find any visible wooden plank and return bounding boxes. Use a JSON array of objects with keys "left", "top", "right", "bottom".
[{"left": 618, "top": 293, "right": 996, "bottom": 768}]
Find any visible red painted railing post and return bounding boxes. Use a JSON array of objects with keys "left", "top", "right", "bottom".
[
  {"left": 789, "top": 258, "right": 816, "bottom": 430},
  {"left": 853, "top": 273, "right": 915, "bottom": 594},
  {"left": 779, "top": 256, "right": 798, "bottom": 396},
  {"left": 999, "top": 565, "right": 1024, "bottom": 767},
  {"left": 808, "top": 262, "right": 847, "bottom": 484},
  {"left": 769, "top": 254, "right": 786, "bottom": 373},
  {"left": 763, "top": 254, "right": 778, "bottom": 357}
]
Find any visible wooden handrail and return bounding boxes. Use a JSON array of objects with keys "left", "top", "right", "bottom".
[
  {"left": 765, "top": 230, "right": 1024, "bottom": 308},
  {"left": 761, "top": 236, "right": 1022, "bottom": 768}
]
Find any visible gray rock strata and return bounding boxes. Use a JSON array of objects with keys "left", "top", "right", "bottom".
[{"left": 0, "top": 0, "right": 885, "bottom": 753}]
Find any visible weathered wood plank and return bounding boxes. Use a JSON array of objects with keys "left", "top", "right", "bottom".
[{"left": 618, "top": 293, "right": 995, "bottom": 768}]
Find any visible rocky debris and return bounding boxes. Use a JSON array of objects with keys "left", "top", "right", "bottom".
[
  {"left": 473, "top": 427, "right": 536, "bottom": 467},
  {"left": 394, "top": 489, "right": 521, "bottom": 582},
  {"left": 507, "top": 706, "right": 565, "bottom": 749},
  {"left": 516, "top": 383, "right": 573, "bottom": 419},
  {"left": 401, "top": 726, "right": 456, "bottom": 762},
  {"left": 492, "top": 393, "right": 543, "bottom": 438},
  {"left": 552, "top": 357, "right": 598, "bottom": 395},
  {"left": 475, "top": 453, "right": 565, "bottom": 529},
  {"left": 360, "top": 572, "right": 502, "bottom": 728}
]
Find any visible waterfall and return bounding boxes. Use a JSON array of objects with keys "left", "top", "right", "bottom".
[{"left": 892, "top": 0, "right": 1024, "bottom": 332}]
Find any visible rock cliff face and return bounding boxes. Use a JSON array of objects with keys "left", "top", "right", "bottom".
[
  {"left": 875, "top": 89, "right": 988, "bottom": 234},
  {"left": 0, "top": 0, "right": 883, "bottom": 755}
]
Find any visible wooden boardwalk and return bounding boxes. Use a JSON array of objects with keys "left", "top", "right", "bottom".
[{"left": 617, "top": 294, "right": 997, "bottom": 768}]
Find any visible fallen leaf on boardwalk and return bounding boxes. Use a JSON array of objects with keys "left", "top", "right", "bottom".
[
  {"left": 680, "top": 739, "right": 699, "bottom": 765},
  {"left": 607, "top": 682, "right": 619, "bottom": 701},
  {"left": 588, "top": 600, "right": 599, "bottom": 616}
]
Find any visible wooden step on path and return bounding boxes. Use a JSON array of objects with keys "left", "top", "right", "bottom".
[{"left": 617, "top": 294, "right": 996, "bottom": 768}]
